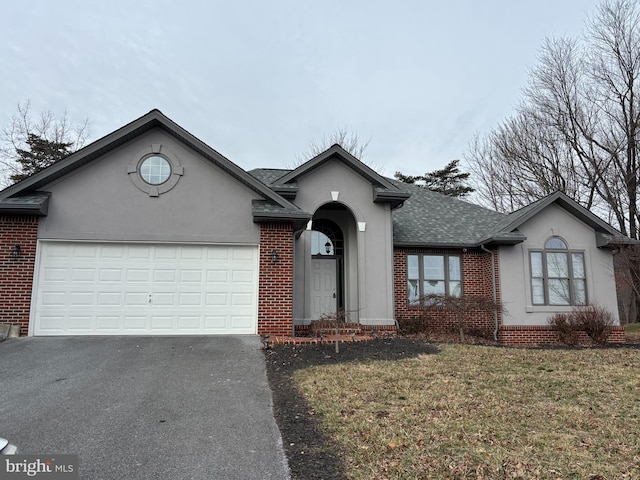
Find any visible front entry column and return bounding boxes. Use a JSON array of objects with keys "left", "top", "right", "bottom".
[{"left": 258, "top": 222, "right": 294, "bottom": 336}]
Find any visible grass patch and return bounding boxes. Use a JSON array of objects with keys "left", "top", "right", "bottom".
[
  {"left": 293, "top": 344, "right": 640, "bottom": 479},
  {"left": 626, "top": 322, "right": 640, "bottom": 343}
]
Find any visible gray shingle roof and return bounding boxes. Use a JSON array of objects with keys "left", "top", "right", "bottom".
[
  {"left": 249, "top": 168, "right": 515, "bottom": 247},
  {"left": 248, "top": 168, "right": 290, "bottom": 185},
  {"left": 389, "top": 180, "right": 510, "bottom": 247}
]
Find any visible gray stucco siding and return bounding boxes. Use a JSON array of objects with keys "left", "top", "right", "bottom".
[
  {"left": 499, "top": 204, "right": 619, "bottom": 326},
  {"left": 37, "top": 128, "right": 262, "bottom": 244},
  {"left": 292, "top": 159, "right": 395, "bottom": 325}
]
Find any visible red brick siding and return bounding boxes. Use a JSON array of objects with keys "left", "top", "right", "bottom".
[
  {"left": 394, "top": 247, "right": 501, "bottom": 334},
  {"left": 499, "top": 325, "right": 626, "bottom": 346},
  {"left": 0, "top": 215, "right": 38, "bottom": 336},
  {"left": 393, "top": 247, "right": 625, "bottom": 346},
  {"left": 258, "top": 222, "right": 294, "bottom": 337}
]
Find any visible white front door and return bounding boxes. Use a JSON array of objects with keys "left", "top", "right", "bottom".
[{"left": 310, "top": 258, "right": 337, "bottom": 320}]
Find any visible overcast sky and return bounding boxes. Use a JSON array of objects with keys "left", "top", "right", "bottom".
[{"left": 2, "top": 0, "right": 601, "bottom": 177}]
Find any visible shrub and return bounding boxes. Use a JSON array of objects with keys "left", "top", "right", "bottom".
[
  {"left": 573, "top": 304, "right": 614, "bottom": 345},
  {"left": 548, "top": 312, "right": 580, "bottom": 346},
  {"left": 397, "top": 316, "right": 433, "bottom": 335},
  {"left": 548, "top": 304, "right": 615, "bottom": 346}
]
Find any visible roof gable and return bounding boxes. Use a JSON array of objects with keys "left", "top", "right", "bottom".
[
  {"left": 271, "top": 145, "right": 409, "bottom": 208},
  {"left": 0, "top": 110, "right": 310, "bottom": 226},
  {"left": 277, "top": 144, "right": 394, "bottom": 188},
  {"left": 489, "top": 191, "right": 633, "bottom": 245}
]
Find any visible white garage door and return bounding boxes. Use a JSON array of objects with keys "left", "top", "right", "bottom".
[{"left": 32, "top": 242, "right": 259, "bottom": 335}]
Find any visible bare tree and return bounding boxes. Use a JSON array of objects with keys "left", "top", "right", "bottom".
[
  {"left": 295, "top": 127, "right": 372, "bottom": 167},
  {"left": 466, "top": 0, "right": 640, "bottom": 239},
  {"left": 1, "top": 100, "right": 90, "bottom": 187}
]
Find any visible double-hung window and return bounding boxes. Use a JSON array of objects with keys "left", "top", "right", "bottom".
[
  {"left": 407, "top": 254, "right": 462, "bottom": 305},
  {"left": 530, "top": 237, "right": 586, "bottom": 306}
]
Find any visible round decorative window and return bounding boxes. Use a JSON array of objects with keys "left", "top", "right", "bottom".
[
  {"left": 140, "top": 155, "right": 171, "bottom": 185},
  {"left": 128, "top": 145, "right": 183, "bottom": 196}
]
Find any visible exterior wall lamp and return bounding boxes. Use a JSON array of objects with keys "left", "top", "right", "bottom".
[
  {"left": 12, "top": 245, "right": 21, "bottom": 259},
  {"left": 271, "top": 249, "right": 278, "bottom": 264},
  {"left": 324, "top": 241, "right": 331, "bottom": 254}
]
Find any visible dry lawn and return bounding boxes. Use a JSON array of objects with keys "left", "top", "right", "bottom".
[
  {"left": 626, "top": 322, "right": 640, "bottom": 343},
  {"left": 293, "top": 344, "right": 640, "bottom": 479}
]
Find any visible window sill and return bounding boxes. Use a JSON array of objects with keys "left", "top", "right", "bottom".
[{"left": 525, "top": 305, "right": 575, "bottom": 313}]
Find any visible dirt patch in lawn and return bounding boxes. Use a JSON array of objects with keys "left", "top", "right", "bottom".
[{"left": 264, "top": 338, "right": 439, "bottom": 480}]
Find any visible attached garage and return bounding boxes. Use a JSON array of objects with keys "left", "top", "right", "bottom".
[
  {"left": 31, "top": 242, "right": 259, "bottom": 336},
  {"left": 0, "top": 111, "right": 308, "bottom": 337}
]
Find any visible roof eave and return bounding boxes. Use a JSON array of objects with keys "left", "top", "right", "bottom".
[
  {"left": 0, "top": 193, "right": 51, "bottom": 216},
  {"left": 393, "top": 241, "right": 480, "bottom": 249},
  {"left": 596, "top": 232, "right": 640, "bottom": 248},
  {"left": 393, "top": 232, "right": 527, "bottom": 249},
  {"left": 271, "top": 186, "right": 299, "bottom": 200},
  {"left": 0, "top": 204, "right": 48, "bottom": 216},
  {"left": 373, "top": 190, "right": 411, "bottom": 209},
  {"left": 252, "top": 211, "right": 312, "bottom": 231}
]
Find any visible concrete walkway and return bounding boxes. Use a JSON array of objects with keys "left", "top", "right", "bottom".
[{"left": 0, "top": 336, "right": 290, "bottom": 479}]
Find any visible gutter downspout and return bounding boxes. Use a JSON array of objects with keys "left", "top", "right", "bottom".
[{"left": 480, "top": 244, "right": 499, "bottom": 341}]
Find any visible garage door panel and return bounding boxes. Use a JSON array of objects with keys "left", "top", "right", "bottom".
[
  {"left": 232, "top": 248, "right": 256, "bottom": 261},
  {"left": 207, "top": 270, "right": 229, "bottom": 283},
  {"left": 70, "top": 269, "right": 95, "bottom": 282},
  {"left": 179, "top": 292, "right": 202, "bottom": 306},
  {"left": 231, "top": 316, "right": 253, "bottom": 329},
  {"left": 38, "top": 315, "right": 65, "bottom": 331},
  {"left": 124, "top": 316, "right": 147, "bottom": 330},
  {"left": 181, "top": 248, "right": 205, "bottom": 260},
  {"left": 96, "top": 316, "right": 119, "bottom": 330},
  {"left": 34, "top": 243, "right": 258, "bottom": 335},
  {"left": 125, "top": 292, "right": 148, "bottom": 306},
  {"left": 205, "top": 293, "right": 228, "bottom": 306},
  {"left": 178, "top": 316, "right": 201, "bottom": 329},
  {"left": 232, "top": 293, "right": 254, "bottom": 306},
  {"left": 41, "top": 291, "right": 66, "bottom": 306},
  {"left": 68, "top": 316, "right": 92, "bottom": 330},
  {"left": 150, "top": 316, "right": 174, "bottom": 329},
  {"left": 126, "top": 269, "right": 150, "bottom": 282},
  {"left": 152, "top": 269, "right": 176, "bottom": 282},
  {"left": 43, "top": 268, "right": 68, "bottom": 282},
  {"left": 180, "top": 270, "right": 203, "bottom": 283},
  {"left": 205, "top": 316, "right": 226, "bottom": 328},
  {"left": 70, "top": 292, "right": 93, "bottom": 306},
  {"left": 100, "top": 246, "right": 125, "bottom": 259},
  {"left": 97, "top": 292, "right": 121, "bottom": 306},
  {"left": 232, "top": 270, "right": 254, "bottom": 283}
]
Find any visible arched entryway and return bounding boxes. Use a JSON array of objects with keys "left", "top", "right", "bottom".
[{"left": 306, "top": 202, "right": 358, "bottom": 323}]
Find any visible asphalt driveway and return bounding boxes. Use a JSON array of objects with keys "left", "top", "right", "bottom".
[{"left": 0, "top": 336, "right": 290, "bottom": 479}]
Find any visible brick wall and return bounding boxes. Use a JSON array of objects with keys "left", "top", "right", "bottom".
[
  {"left": 394, "top": 247, "right": 501, "bottom": 335},
  {"left": 0, "top": 215, "right": 38, "bottom": 335},
  {"left": 258, "top": 222, "right": 294, "bottom": 337},
  {"left": 499, "top": 325, "right": 626, "bottom": 346}
]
